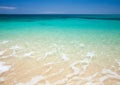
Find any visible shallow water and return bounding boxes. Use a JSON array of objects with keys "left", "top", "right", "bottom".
[{"left": 0, "top": 14, "right": 120, "bottom": 85}]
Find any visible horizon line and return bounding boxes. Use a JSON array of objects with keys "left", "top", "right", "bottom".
[{"left": 0, "top": 13, "right": 120, "bottom": 15}]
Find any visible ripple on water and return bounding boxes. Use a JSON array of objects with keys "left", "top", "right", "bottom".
[{"left": 0, "top": 41, "right": 120, "bottom": 85}]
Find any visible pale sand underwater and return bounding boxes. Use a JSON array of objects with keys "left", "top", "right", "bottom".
[{"left": 0, "top": 15, "right": 120, "bottom": 85}]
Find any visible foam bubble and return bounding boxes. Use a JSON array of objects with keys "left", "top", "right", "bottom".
[
  {"left": 1, "top": 40, "right": 9, "bottom": 44},
  {"left": 9, "top": 45, "right": 22, "bottom": 57},
  {"left": 0, "top": 55, "right": 9, "bottom": 59},
  {"left": 80, "top": 58, "right": 90, "bottom": 65},
  {"left": 15, "top": 75, "right": 45, "bottom": 85},
  {"left": 85, "top": 82, "right": 96, "bottom": 85},
  {"left": 80, "top": 57, "right": 92, "bottom": 71},
  {"left": 99, "top": 74, "right": 120, "bottom": 85},
  {"left": 99, "top": 76, "right": 109, "bottom": 84},
  {"left": 86, "top": 52, "right": 95, "bottom": 58},
  {"left": 61, "top": 53, "right": 69, "bottom": 62},
  {"left": 0, "top": 61, "right": 11, "bottom": 74},
  {"left": 102, "top": 68, "right": 120, "bottom": 80},
  {"left": 79, "top": 43, "right": 85, "bottom": 48},
  {"left": 10, "top": 50, "right": 17, "bottom": 57},
  {"left": 54, "top": 78, "right": 68, "bottom": 85},
  {"left": 43, "top": 62, "right": 55, "bottom": 66},
  {"left": 85, "top": 73, "right": 98, "bottom": 81},
  {"left": 102, "top": 68, "right": 120, "bottom": 76},
  {"left": 10, "top": 45, "right": 22, "bottom": 50},
  {"left": 115, "top": 59, "right": 120, "bottom": 70},
  {"left": 70, "top": 62, "right": 80, "bottom": 75},
  {"left": 44, "top": 50, "right": 56, "bottom": 59},
  {"left": 23, "top": 52, "right": 34, "bottom": 57},
  {"left": 43, "top": 66, "right": 52, "bottom": 74},
  {"left": 0, "top": 50, "right": 6, "bottom": 56}
]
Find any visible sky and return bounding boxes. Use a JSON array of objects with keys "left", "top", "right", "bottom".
[{"left": 0, "top": 0, "right": 120, "bottom": 14}]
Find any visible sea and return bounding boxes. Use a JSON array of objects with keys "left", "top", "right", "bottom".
[{"left": 0, "top": 14, "right": 120, "bottom": 85}]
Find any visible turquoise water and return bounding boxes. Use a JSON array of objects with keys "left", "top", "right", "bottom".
[
  {"left": 0, "top": 14, "right": 120, "bottom": 61},
  {"left": 0, "top": 15, "right": 120, "bottom": 43},
  {"left": 0, "top": 15, "right": 120, "bottom": 84},
  {"left": 0, "top": 15, "right": 120, "bottom": 60}
]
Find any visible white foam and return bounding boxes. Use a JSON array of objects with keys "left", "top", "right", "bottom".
[
  {"left": 99, "top": 74, "right": 120, "bottom": 85},
  {"left": 80, "top": 58, "right": 90, "bottom": 64},
  {"left": 85, "top": 73, "right": 98, "bottom": 81},
  {"left": 10, "top": 45, "right": 22, "bottom": 50},
  {"left": 99, "top": 76, "right": 109, "bottom": 85},
  {"left": 0, "top": 55, "right": 9, "bottom": 59},
  {"left": 78, "top": 73, "right": 98, "bottom": 84},
  {"left": 1, "top": 40, "right": 9, "bottom": 44},
  {"left": 101, "top": 68, "right": 120, "bottom": 83},
  {"left": 80, "top": 57, "right": 91, "bottom": 71},
  {"left": 98, "top": 68, "right": 120, "bottom": 84},
  {"left": 79, "top": 52, "right": 94, "bottom": 71},
  {"left": 66, "top": 73, "right": 75, "bottom": 79},
  {"left": 86, "top": 52, "right": 95, "bottom": 58},
  {"left": 9, "top": 44, "right": 21, "bottom": 57},
  {"left": 116, "top": 59, "right": 120, "bottom": 70},
  {"left": 0, "top": 61, "right": 11, "bottom": 74},
  {"left": 85, "top": 82, "right": 96, "bottom": 85},
  {"left": 43, "top": 66, "right": 52, "bottom": 74},
  {"left": 54, "top": 78, "right": 68, "bottom": 85},
  {"left": 61, "top": 53, "right": 69, "bottom": 62},
  {"left": 43, "top": 62, "right": 55, "bottom": 66},
  {"left": 0, "top": 50, "right": 6, "bottom": 56},
  {"left": 70, "top": 62, "right": 80, "bottom": 75},
  {"left": 80, "top": 43, "right": 85, "bottom": 48},
  {"left": 10, "top": 50, "right": 17, "bottom": 57},
  {"left": 44, "top": 50, "right": 56, "bottom": 59},
  {"left": 23, "top": 52, "right": 34, "bottom": 57},
  {"left": 15, "top": 75, "right": 44, "bottom": 85},
  {"left": 102, "top": 68, "right": 120, "bottom": 78},
  {"left": 107, "top": 74, "right": 120, "bottom": 80}
]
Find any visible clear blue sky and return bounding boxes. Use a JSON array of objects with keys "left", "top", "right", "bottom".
[{"left": 0, "top": 0, "right": 120, "bottom": 14}]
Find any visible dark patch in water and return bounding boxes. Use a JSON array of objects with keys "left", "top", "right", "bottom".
[{"left": 0, "top": 14, "right": 120, "bottom": 22}]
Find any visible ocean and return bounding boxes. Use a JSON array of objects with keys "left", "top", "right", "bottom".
[{"left": 0, "top": 14, "right": 120, "bottom": 85}]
